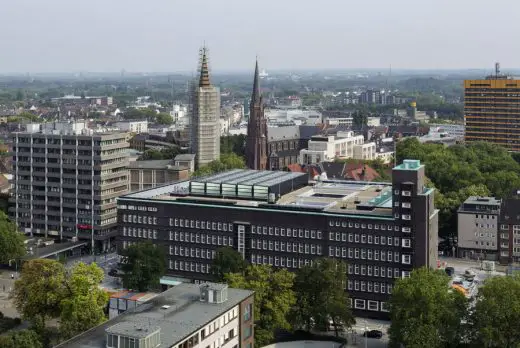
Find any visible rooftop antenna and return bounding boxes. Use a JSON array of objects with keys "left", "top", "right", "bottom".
[{"left": 495, "top": 62, "right": 501, "bottom": 78}]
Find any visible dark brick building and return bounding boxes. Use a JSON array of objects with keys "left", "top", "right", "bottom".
[{"left": 117, "top": 160, "right": 438, "bottom": 319}]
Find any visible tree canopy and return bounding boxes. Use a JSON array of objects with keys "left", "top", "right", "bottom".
[
  {"left": 59, "top": 262, "right": 109, "bottom": 339},
  {"left": 469, "top": 274, "right": 520, "bottom": 347},
  {"left": 155, "top": 112, "right": 173, "bottom": 125},
  {"left": 0, "top": 212, "right": 25, "bottom": 264},
  {"left": 388, "top": 267, "right": 467, "bottom": 348},
  {"left": 220, "top": 134, "right": 246, "bottom": 157},
  {"left": 120, "top": 241, "right": 166, "bottom": 291},
  {"left": 192, "top": 153, "right": 246, "bottom": 177},
  {"left": 137, "top": 146, "right": 182, "bottom": 161},
  {"left": 211, "top": 247, "right": 247, "bottom": 282},
  {"left": 291, "top": 258, "right": 354, "bottom": 336},
  {"left": 11, "top": 259, "right": 108, "bottom": 341},
  {"left": 225, "top": 265, "right": 295, "bottom": 347},
  {"left": 0, "top": 329, "right": 43, "bottom": 348},
  {"left": 397, "top": 138, "right": 520, "bottom": 239}
]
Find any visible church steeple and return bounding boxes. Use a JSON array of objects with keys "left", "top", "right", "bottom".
[
  {"left": 199, "top": 47, "right": 211, "bottom": 88},
  {"left": 245, "top": 59, "right": 268, "bottom": 170},
  {"left": 252, "top": 58, "right": 260, "bottom": 104}
]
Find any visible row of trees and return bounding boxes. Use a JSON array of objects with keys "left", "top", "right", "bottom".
[
  {"left": 397, "top": 138, "right": 520, "bottom": 238},
  {"left": 122, "top": 108, "right": 173, "bottom": 125},
  {"left": 389, "top": 268, "right": 520, "bottom": 348},
  {"left": 191, "top": 153, "right": 246, "bottom": 177},
  {"left": 212, "top": 247, "right": 354, "bottom": 346},
  {"left": 137, "top": 146, "right": 184, "bottom": 161},
  {"left": 10, "top": 260, "right": 108, "bottom": 346}
]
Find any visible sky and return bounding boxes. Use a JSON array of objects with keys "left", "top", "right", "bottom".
[{"left": 0, "top": 0, "right": 519, "bottom": 73}]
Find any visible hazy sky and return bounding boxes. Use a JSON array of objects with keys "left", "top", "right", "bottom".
[{"left": 1, "top": 0, "right": 518, "bottom": 73}]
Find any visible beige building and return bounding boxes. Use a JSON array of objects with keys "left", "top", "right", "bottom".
[
  {"left": 129, "top": 160, "right": 189, "bottom": 192},
  {"left": 457, "top": 196, "right": 501, "bottom": 260},
  {"left": 190, "top": 47, "right": 220, "bottom": 168}
]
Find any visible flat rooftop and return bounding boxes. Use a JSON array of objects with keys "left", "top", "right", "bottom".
[
  {"left": 122, "top": 169, "right": 395, "bottom": 217},
  {"left": 56, "top": 283, "right": 253, "bottom": 348},
  {"left": 463, "top": 196, "right": 501, "bottom": 206}
]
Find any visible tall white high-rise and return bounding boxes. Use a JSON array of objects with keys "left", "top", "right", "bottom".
[{"left": 190, "top": 47, "right": 220, "bottom": 168}]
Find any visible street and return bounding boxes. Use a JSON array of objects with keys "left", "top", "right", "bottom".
[{"left": 66, "top": 252, "right": 123, "bottom": 290}]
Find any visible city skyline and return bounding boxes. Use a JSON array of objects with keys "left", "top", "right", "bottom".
[{"left": 1, "top": 0, "right": 519, "bottom": 73}]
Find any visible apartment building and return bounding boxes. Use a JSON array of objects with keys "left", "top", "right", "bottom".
[
  {"left": 299, "top": 131, "right": 375, "bottom": 165},
  {"left": 457, "top": 196, "right": 501, "bottom": 260},
  {"left": 115, "top": 120, "right": 148, "bottom": 134},
  {"left": 464, "top": 64, "right": 520, "bottom": 151},
  {"left": 10, "top": 120, "right": 129, "bottom": 252},
  {"left": 56, "top": 282, "right": 255, "bottom": 348},
  {"left": 117, "top": 160, "right": 438, "bottom": 319},
  {"left": 499, "top": 194, "right": 520, "bottom": 264}
]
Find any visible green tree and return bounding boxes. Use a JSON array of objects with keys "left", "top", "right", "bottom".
[
  {"left": 137, "top": 147, "right": 181, "bottom": 161},
  {"left": 225, "top": 265, "right": 295, "bottom": 346},
  {"left": 220, "top": 134, "right": 246, "bottom": 157},
  {"left": 353, "top": 109, "right": 368, "bottom": 127},
  {"left": 0, "top": 212, "right": 25, "bottom": 264},
  {"left": 155, "top": 112, "right": 173, "bottom": 125},
  {"left": 388, "top": 267, "right": 467, "bottom": 348},
  {"left": 469, "top": 275, "right": 520, "bottom": 348},
  {"left": 17, "top": 112, "right": 39, "bottom": 122},
  {"left": 59, "top": 263, "right": 109, "bottom": 339},
  {"left": 192, "top": 153, "right": 246, "bottom": 177},
  {"left": 123, "top": 108, "right": 157, "bottom": 121},
  {"left": 11, "top": 259, "right": 107, "bottom": 339},
  {"left": 11, "top": 259, "right": 66, "bottom": 329},
  {"left": 291, "top": 258, "right": 354, "bottom": 336},
  {"left": 211, "top": 247, "right": 247, "bottom": 282},
  {"left": 397, "top": 137, "right": 520, "bottom": 239},
  {"left": 0, "top": 329, "right": 43, "bottom": 348},
  {"left": 120, "top": 241, "right": 166, "bottom": 291}
]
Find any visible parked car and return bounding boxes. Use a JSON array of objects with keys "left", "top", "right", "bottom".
[{"left": 363, "top": 330, "right": 383, "bottom": 338}]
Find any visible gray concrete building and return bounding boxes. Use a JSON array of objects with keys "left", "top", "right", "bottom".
[
  {"left": 10, "top": 121, "right": 129, "bottom": 252},
  {"left": 56, "top": 282, "right": 255, "bottom": 348},
  {"left": 190, "top": 47, "right": 221, "bottom": 168},
  {"left": 128, "top": 160, "right": 189, "bottom": 192},
  {"left": 457, "top": 196, "right": 501, "bottom": 260}
]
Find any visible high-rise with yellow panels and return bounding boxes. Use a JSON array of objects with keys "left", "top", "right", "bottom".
[{"left": 464, "top": 68, "right": 520, "bottom": 151}]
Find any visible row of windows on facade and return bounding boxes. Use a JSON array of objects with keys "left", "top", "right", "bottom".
[
  {"left": 182, "top": 307, "right": 239, "bottom": 348},
  {"left": 251, "top": 253, "right": 410, "bottom": 276},
  {"left": 501, "top": 225, "right": 520, "bottom": 231},
  {"left": 251, "top": 239, "right": 411, "bottom": 262},
  {"left": 169, "top": 260, "right": 212, "bottom": 273},
  {"left": 253, "top": 225, "right": 411, "bottom": 238},
  {"left": 122, "top": 227, "right": 158, "bottom": 240},
  {"left": 348, "top": 264, "right": 404, "bottom": 279},
  {"left": 352, "top": 298, "right": 389, "bottom": 313},
  {"left": 348, "top": 280, "right": 394, "bottom": 295},
  {"left": 169, "top": 246, "right": 218, "bottom": 259},
  {"left": 170, "top": 231, "right": 234, "bottom": 246},
  {"left": 118, "top": 205, "right": 158, "bottom": 212},
  {"left": 329, "top": 246, "right": 412, "bottom": 264},
  {"left": 122, "top": 214, "right": 158, "bottom": 225},
  {"left": 170, "top": 218, "right": 234, "bottom": 232}
]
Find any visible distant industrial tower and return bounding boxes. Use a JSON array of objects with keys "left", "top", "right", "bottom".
[
  {"left": 464, "top": 62, "right": 520, "bottom": 151},
  {"left": 245, "top": 60, "right": 268, "bottom": 170},
  {"left": 190, "top": 47, "right": 221, "bottom": 168}
]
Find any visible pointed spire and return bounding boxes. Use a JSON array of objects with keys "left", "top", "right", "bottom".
[
  {"left": 252, "top": 58, "right": 260, "bottom": 103},
  {"left": 199, "top": 46, "right": 211, "bottom": 88}
]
